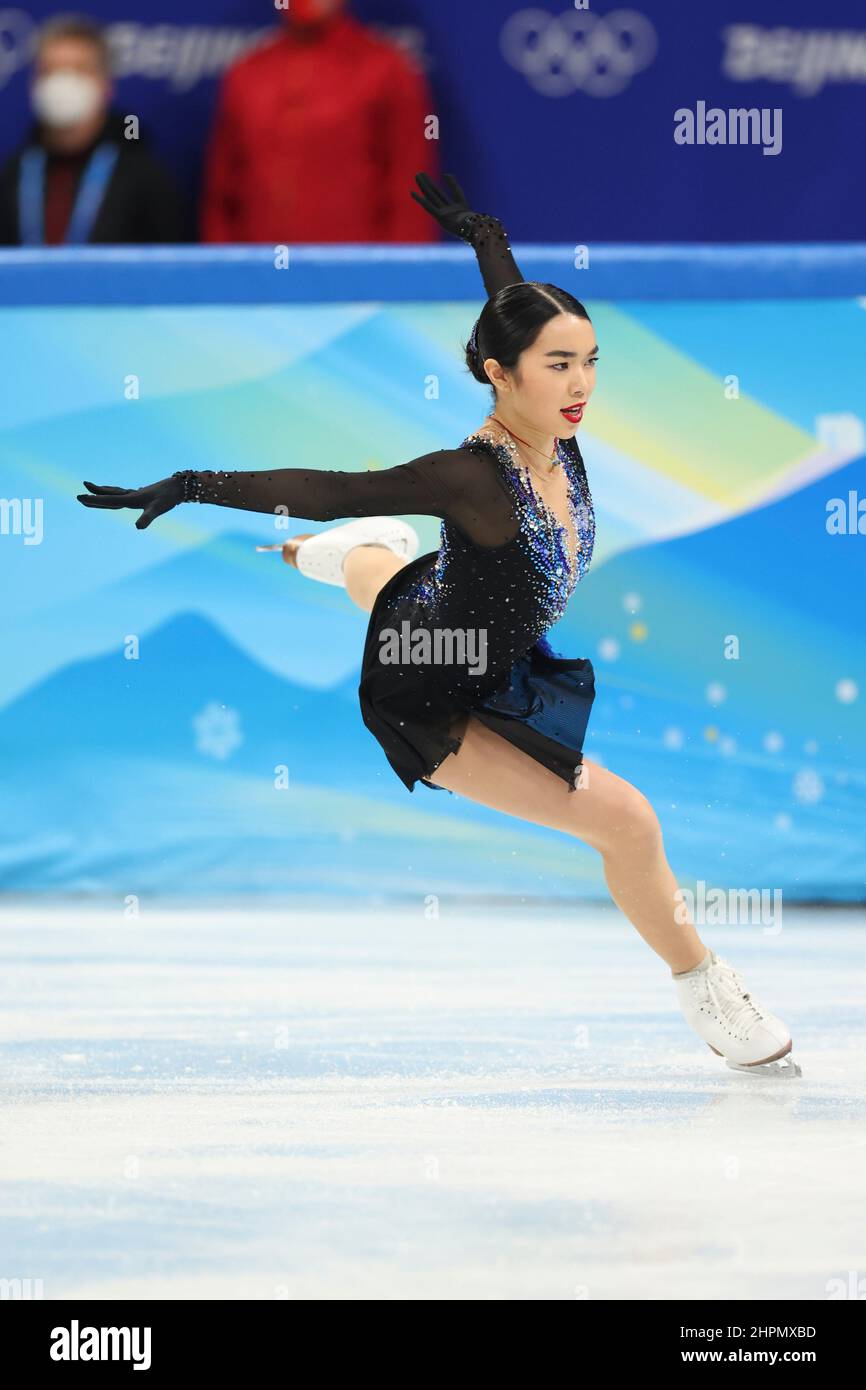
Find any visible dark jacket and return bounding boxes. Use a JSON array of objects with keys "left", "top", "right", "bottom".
[{"left": 0, "top": 109, "right": 189, "bottom": 245}]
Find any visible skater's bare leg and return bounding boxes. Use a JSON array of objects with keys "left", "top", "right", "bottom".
[
  {"left": 285, "top": 541, "right": 702, "bottom": 970},
  {"left": 283, "top": 536, "right": 405, "bottom": 614},
  {"left": 428, "top": 717, "right": 707, "bottom": 974},
  {"left": 342, "top": 544, "right": 406, "bottom": 613}
]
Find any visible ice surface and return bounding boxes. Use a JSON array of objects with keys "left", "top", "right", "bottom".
[{"left": 0, "top": 901, "right": 863, "bottom": 1301}]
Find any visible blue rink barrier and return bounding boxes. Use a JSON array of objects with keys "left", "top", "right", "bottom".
[{"left": 0, "top": 242, "right": 865, "bottom": 305}]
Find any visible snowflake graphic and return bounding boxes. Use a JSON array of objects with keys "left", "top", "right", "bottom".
[
  {"left": 792, "top": 767, "right": 824, "bottom": 805},
  {"left": 192, "top": 701, "right": 243, "bottom": 760}
]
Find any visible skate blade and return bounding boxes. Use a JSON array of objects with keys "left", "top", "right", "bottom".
[
  {"left": 708, "top": 1038, "right": 800, "bottom": 1077},
  {"left": 724, "top": 1053, "right": 802, "bottom": 1078}
]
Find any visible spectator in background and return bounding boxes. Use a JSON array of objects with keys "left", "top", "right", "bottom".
[
  {"left": 0, "top": 13, "right": 187, "bottom": 245},
  {"left": 201, "top": 0, "right": 439, "bottom": 243}
]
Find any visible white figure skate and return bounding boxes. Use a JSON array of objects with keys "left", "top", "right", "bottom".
[
  {"left": 674, "top": 950, "right": 802, "bottom": 1077},
  {"left": 285, "top": 517, "right": 419, "bottom": 588}
]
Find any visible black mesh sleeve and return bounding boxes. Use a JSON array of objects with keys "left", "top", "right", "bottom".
[
  {"left": 173, "top": 443, "right": 519, "bottom": 548},
  {"left": 461, "top": 213, "right": 525, "bottom": 297}
]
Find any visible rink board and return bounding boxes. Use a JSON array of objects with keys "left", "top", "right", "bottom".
[{"left": 0, "top": 245, "right": 864, "bottom": 900}]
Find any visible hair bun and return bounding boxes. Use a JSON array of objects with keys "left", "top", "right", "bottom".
[{"left": 465, "top": 317, "right": 486, "bottom": 382}]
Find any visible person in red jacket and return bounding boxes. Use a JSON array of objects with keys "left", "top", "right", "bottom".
[{"left": 201, "top": 0, "right": 439, "bottom": 243}]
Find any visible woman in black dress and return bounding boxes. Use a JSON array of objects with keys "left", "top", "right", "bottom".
[{"left": 78, "top": 174, "right": 799, "bottom": 1077}]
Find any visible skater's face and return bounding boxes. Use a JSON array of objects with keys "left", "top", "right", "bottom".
[{"left": 484, "top": 313, "right": 598, "bottom": 435}]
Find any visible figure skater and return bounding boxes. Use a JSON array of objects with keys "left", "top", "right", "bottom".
[{"left": 78, "top": 173, "right": 800, "bottom": 1078}]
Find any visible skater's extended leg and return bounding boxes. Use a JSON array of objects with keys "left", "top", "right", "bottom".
[
  {"left": 431, "top": 719, "right": 799, "bottom": 1073},
  {"left": 427, "top": 716, "right": 707, "bottom": 974},
  {"left": 282, "top": 535, "right": 407, "bottom": 613}
]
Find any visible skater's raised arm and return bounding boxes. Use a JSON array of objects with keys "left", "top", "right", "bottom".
[
  {"left": 77, "top": 446, "right": 520, "bottom": 547},
  {"left": 411, "top": 173, "right": 524, "bottom": 297}
]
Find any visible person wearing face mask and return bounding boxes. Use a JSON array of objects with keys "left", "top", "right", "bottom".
[
  {"left": 201, "top": 0, "right": 439, "bottom": 243},
  {"left": 0, "top": 13, "right": 187, "bottom": 245}
]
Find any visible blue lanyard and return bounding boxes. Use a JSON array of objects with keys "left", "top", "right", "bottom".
[{"left": 18, "top": 142, "right": 119, "bottom": 245}]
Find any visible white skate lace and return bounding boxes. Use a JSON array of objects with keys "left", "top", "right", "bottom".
[{"left": 697, "top": 956, "right": 768, "bottom": 1034}]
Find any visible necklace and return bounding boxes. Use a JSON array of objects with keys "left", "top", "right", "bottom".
[
  {"left": 473, "top": 423, "right": 579, "bottom": 582},
  {"left": 488, "top": 415, "right": 560, "bottom": 474}
]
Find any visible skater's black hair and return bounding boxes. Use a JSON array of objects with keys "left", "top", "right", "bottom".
[{"left": 465, "top": 282, "right": 591, "bottom": 395}]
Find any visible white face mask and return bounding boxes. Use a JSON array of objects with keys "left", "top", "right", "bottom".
[{"left": 32, "top": 70, "right": 103, "bottom": 128}]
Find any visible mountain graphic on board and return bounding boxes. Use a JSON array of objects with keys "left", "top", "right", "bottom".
[
  {"left": 0, "top": 610, "right": 606, "bottom": 899},
  {"left": 0, "top": 610, "right": 383, "bottom": 782}
]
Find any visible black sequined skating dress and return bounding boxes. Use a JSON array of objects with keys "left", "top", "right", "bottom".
[{"left": 174, "top": 216, "right": 597, "bottom": 794}]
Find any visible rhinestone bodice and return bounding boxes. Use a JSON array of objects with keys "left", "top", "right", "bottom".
[{"left": 401, "top": 430, "right": 595, "bottom": 647}]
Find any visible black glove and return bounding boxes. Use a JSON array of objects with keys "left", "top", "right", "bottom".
[
  {"left": 411, "top": 172, "right": 487, "bottom": 243},
  {"left": 77, "top": 473, "right": 188, "bottom": 530},
  {"left": 411, "top": 173, "right": 522, "bottom": 297}
]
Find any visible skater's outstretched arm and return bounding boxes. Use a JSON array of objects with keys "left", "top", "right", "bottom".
[
  {"left": 77, "top": 446, "right": 520, "bottom": 547},
  {"left": 411, "top": 172, "right": 524, "bottom": 296}
]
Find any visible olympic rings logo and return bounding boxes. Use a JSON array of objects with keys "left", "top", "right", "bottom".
[{"left": 500, "top": 7, "right": 658, "bottom": 98}]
